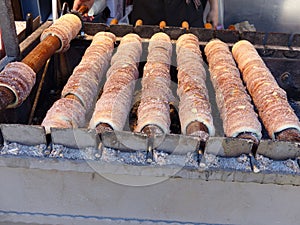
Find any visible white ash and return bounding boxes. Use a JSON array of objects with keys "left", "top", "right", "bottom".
[
  {"left": 117, "top": 150, "right": 147, "bottom": 165},
  {"left": 151, "top": 150, "right": 198, "bottom": 168},
  {"left": 237, "top": 154, "right": 249, "bottom": 163},
  {"left": 1, "top": 143, "right": 19, "bottom": 155},
  {"left": 255, "top": 154, "right": 300, "bottom": 174},
  {"left": 1, "top": 142, "right": 46, "bottom": 157},
  {"left": 185, "top": 152, "right": 199, "bottom": 168},
  {"left": 100, "top": 147, "right": 118, "bottom": 162},
  {"left": 202, "top": 153, "right": 252, "bottom": 171},
  {"left": 100, "top": 147, "right": 198, "bottom": 168},
  {"left": 101, "top": 147, "right": 147, "bottom": 165},
  {"left": 50, "top": 144, "right": 98, "bottom": 160},
  {"left": 152, "top": 150, "right": 169, "bottom": 166}
]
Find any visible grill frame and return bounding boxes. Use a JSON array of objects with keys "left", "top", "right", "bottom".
[
  {"left": 1, "top": 17, "right": 300, "bottom": 225},
  {"left": 0, "top": 22, "right": 300, "bottom": 180}
]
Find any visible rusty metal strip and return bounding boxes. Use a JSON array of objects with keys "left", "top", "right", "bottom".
[
  {"left": 50, "top": 128, "right": 99, "bottom": 149},
  {"left": 163, "top": 26, "right": 187, "bottom": 40},
  {"left": 214, "top": 29, "right": 240, "bottom": 43},
  {"left": 82, "top": 22, "right": 108, "bottom": 35},
  {"left": 0, "top": 124, "right": 47, "bottom": 146},
  {"left": 82, "top": 23, "right": 300, "bottom": 53},
  {"left": 101, "top": 130, "right": 200, "bottom": 155},
  {"left": 152, "top": 134, "right": 200, "bottom": 155},
  {"left": 133, "top": 25, "right": 161, "bottom": 39},
  {"left": 256, "top": 139, "right": 300, "bottom": 160},
  {"left": 101, "top": 130, "right": 147, "bottom": 152},
  {"left": 109, "top": 24, "right": 133, "bottom": 37},
  {"left": 205, "top": 137, "right": 254, "bottom": 157}
]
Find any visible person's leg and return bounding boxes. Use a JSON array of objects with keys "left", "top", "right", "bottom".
[
  {"left": 131, "top": 0, "right": 165, "bottom": 25},
  {"left": 164, "top": 0, "right": 185, "bottom": 26},
  {"left": 165, "top": 0, "right": 205, "bottom": 27},
  {"left": 201, "top": 0, "right": 208, "bottom": 9},
  {"left": 186, "top": 2, "right": 205, "bottom": 27}
]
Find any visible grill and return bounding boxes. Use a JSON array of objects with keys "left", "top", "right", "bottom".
[
  {"left": 1, "top": 21, "right": 300, "bottom": 167},
  {"left": 1, "top": 3, "right": 300, "bottom": 224}
]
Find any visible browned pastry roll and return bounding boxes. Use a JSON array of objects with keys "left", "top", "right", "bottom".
[
  {"left": 135, "top": 32, "right": 172, "bottom": 134},
  {"left": 61, "top": 32, "right": 116, "bottom": 111},
  {"left": 232, "top": 40, "right": 300, "bottom": 139},
  {"left": 110, "top": 33, "right": 142, "bottom": 67},
  {"left": 204, "top": 39, "right": 262, "bottom": 139},
  {"left": 176, "top": 33, "right": 215, "bottom": 136},
  {"left": 40, "top": 14, "right": 82, "bottom": 53},
  {"left": 0, "top": 62, "right": 36, "bottom": 108},
  {"left": 147, "top": 32, "right": 173, "bottom": 65},
  {"left": 42, "top": 32, "right": 115, "bottom": 133},
  {"left": 41, "top": 97, "right": 86, "bottom": 133},
  {"left": 89, "top": 33, "right": 142, "bottom": 130}
]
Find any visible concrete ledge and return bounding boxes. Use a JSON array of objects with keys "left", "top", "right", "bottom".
[{"left": 0, "top": 157, "right": 300, "bottom": 225}]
